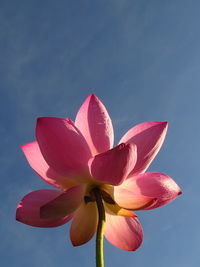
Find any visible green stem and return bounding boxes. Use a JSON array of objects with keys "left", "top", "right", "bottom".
[{"left": 92, "top": 187, "right": 105, "bottom": 267}]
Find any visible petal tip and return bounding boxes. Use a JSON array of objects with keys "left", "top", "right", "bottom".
[
  {"left": 20, "top": 144, "right": 25, "bottom": 151},
  {"left": 162, "top": 121, "right": 168, "bottom": 127},
  {"left": 20, "top": 141, "right": 35, "bottom": 151},
  {"left": 146, "top": 121, "right": 168, "bottom": 129},
  {"left": 36, "top": 117, "right": 42, "bottom": 123},
  {"left": 15, "top": 209, "right": 20, "bottom": 221},
  {"left": 15, "top": 203, "right": 25, "bottom": 223},
  {"left": 89, "top": 93, "right": 97, "bottom": 99},
  {"left": 36, "top": 117, "right": 54, "bottom": 125},
  {"left": 157, "top": 121, "right": 168, "bottom": 129},
  {"left": 71, "top": 240, "right": 79, "bottom": 247},
  {"left": 178, "top": 190, "right": 182, "bottom": 196},
  {"left": 87, "top": 93, "right": 102, "bottom": 104}
]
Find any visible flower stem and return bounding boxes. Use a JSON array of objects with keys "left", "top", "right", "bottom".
[{"left": 92, "top": 187, "right": 105, "bottom": 267}]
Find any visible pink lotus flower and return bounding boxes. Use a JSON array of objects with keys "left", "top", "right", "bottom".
[{"left": 16, "top": 94, "right": 181, "bottom": 251}]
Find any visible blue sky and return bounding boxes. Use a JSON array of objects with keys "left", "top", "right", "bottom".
[{"left": 0, "top": 0, "right": 200, "bottom": 266}]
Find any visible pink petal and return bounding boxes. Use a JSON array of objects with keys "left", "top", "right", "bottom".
[
  {"left": 105, "top": 214, "right": 143, "bottom": 251},
  {"left": 70, "top": 202, "right": 98, "bottom": 246},
  {"left": 16, "top": 190, "right": 72, "bottom": 227},
  {"left": 75, "top": 94, "right": 114, "bottom": 155},
  {"left": 21, "top": 141, "right": 78, "bottom": 190},
  {"left": 36, "top": 117, "right": 92, "bottom": 178},
  {"left": 120, "top": 121, "right": 168, "bottom": 175},
  {"left": 89, "top": 143, "right": 137, "bottom": 186},
  {"left": 113, "top": 187, "right": 157, "bottom": 210},
  {"left": 120, "top": 172, "right": 182, "bottom": 209},
  {"left": 40, "top": 185, "right": 84, "bottom": 219}
]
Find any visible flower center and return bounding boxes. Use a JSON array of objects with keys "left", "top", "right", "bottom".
[
  {"left": 84, "top": 186, "right": 116, "bottom": 205},
  {"left": 83, "top": 184, "right": 136, "bottom": 218}
]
